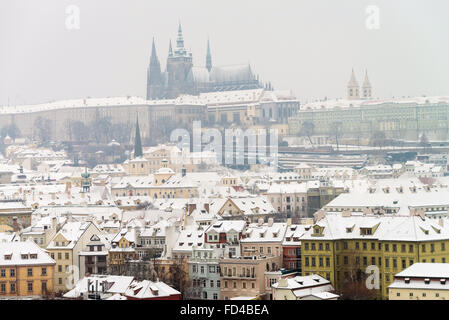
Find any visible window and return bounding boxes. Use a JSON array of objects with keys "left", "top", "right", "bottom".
[
  {"left": 10, "top": 269, "right": 15, "bottom": 277},
  {"left": 27, "top": 268, "right": 33, "bottom": 277},
  {"left": 42, "top": 268, "right": 47, "bottom": 276},
  {"left": 0, "top": 269, "right": 5, "bottom": 278},
  {"left": 409, "top": 245, "right": 414, "bottom": 253},
  {"left": 392, "top": 244, "right": 397, "bottom": 252},
  {"left": 42, "top": 281, "right": 47, "bottom": 293},
  {"left": 325, "top": 243, "right": 330, "bottom": 251},
  {"left": 27, "top": 281, "right": 33, "bottom": 292},
  {"left": 213, "top": 293, "right": 218, "bottom": 300},
  {"left": 10, "top": 283, "right": 15, "bottom": 293}
]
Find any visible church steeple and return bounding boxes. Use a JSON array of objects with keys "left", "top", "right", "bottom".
[
  {"left": 347, "top": 68, "right": 360, "bottom": 100},
  {"left": 134, "top": 115, "right": 143, "bottom": 158},
  {"left": 362, "top": 69, "right": 372, "bottom": 99},
  {"left": 206, "top": 38, "right": 212, "bottom": 72}
]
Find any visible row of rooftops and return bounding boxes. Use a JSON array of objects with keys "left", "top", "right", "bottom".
[{"left": 0, "top": 89, "right": 297, "bottom": 115}]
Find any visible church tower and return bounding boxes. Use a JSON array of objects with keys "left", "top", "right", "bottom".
[
  {"left": 146, "top": 38, "right": 164, "bottom": 100},
  {"left": 166, "top": 22, "right": 194, "bottom": 98},
  {"left": 347, "top": 69, "right": 360, "bottom": 100},
  {"left": 362, "top": 69, "right": 372, "bottom": 99},
  {"left": 206, "top": 38, "right": 212, "bottom": 72}
]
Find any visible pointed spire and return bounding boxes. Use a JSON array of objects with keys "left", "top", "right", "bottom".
[
  {"left": 348, "top": 68, "right": 359, "bottom": 86},
  {"left": 176, "top": 21, "right": 185, "bottom": 55},
  {"left": 134, "top": 115, "right": 143, "bottom": 158},
  {"left": 363, "top": 69, "right": 371, "bottom": 87},
  {"left": 206, "top": 38, "right": 212, "bottom": 72},
  {"left": 168, "top": 39, "right": 173, "bottom": 57},
  {"left": 150, "top": 37, "right": 159, "bottom": 65}
]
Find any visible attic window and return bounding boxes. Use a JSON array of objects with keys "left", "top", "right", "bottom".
[
  {"left": 424, "top": 278, "right": 430, "bottom": 285},
  {"left": 440, "top": 279, "right": 446, "bottom": 285},
  {"left": 404, "top": 278, "right": 410, "bottom": 284},
  {"left": 4, "top": 254, "right": 12, "bottom": 260},
  {"left": 30, "top": 254, "right": 37, "bottom": 259},
  {"left": 21, "top": 254, "right": 28, "bottom": 259},
  {"left": 179, "top": 242, "right": 184, "bottom": 246}
]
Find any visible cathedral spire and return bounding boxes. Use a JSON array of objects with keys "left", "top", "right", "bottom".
[
  {"left": 206, "top": 38, "right": 212, "bottom": 72},
  {"left": 150, "top": 37, "right": 159, "bottom": 65},
  {"left": 176, "top": 21, "right": 186, "bottom": 55},
  {"left": 134, "top": 115, "right": 143, "bottom": 158},
  {"left": 168, "top": 39, "right": 173, "bottom": 57}
]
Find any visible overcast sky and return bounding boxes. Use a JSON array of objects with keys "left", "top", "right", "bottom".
[{"left": 1, "top": 0, "right": 449, "bottom": 106}]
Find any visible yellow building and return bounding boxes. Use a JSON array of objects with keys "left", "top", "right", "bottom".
[
  {"left": 388, "top": 263, "right": 449, "bottom": 300},
  {"left": 301, "top": 212, "right": 449, "bottom": 299},
  {"left": 0, "top": 241, "right": 55, "bottom": 297},
  {"left": 108, "top": 228, "right": 137, "bottom": 274}
]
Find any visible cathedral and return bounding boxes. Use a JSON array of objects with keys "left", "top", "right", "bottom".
[{"left": 146, "top": 23, "right": 266, "bottom": 100}]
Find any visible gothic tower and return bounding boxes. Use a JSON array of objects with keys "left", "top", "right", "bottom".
[
  {"left": 362, "top": 69, "right": 372, "bottom": 99},
  {"left": 146, "top": 38, "right": 164, "bottom": 100},
  {"left": 347, "top": 69, "right": 360, "bottom": 100},
  {"left": 166, "top": 22, "right": 194, "bottom": 98},
  {"left": 206, "top": 38, "right": 212, "bottom": 72}
]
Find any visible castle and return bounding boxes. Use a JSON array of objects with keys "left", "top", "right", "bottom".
[
  {"left": 146, "top": 23, "right": 267, "bottom": 100},
  {"left": 347, "top": 69, "right": 372, "bottom": 100}
]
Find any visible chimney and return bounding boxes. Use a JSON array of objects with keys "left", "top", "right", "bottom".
[
  {"left": 286, "top": 218, "right": 292, "bottom": 226},
  {"left": 342, "top": 209, "right": 351, "bottom": 217},
  {"left": 52, "top": 217, "right": 57, "bottom": 230},
  {"left": 439, "top": 218, "right": 444, "bottom": 227},
  {"left": 51, "top": 193, "right": 55, "bottom": 200},
  {"left": 182, "top": 167, "right": 187, "bottom": 177},
  {"left": 278, "top": 278, "right": 288, "bottom": 288},
  {"left": 314, "top": 209, "right": 326, "bottom": 223},
  {"left": 65, "top": 181, "right": 71, "bottom": 193},
  {"left": 268, "top": 218, "right": 274, "bottom": 227},
  {"left": 204, "top": 203, "right": 210, "bottom": 213},
  {"left": 258, "top": 218, "right": 264, "bottom": 227}
]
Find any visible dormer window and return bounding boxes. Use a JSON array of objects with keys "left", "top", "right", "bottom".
[
  {"left": 4, "top": 254, "right": 12, "bottom": 260},
  {"left": 30, "top": 254, "right": 37, "bottom": 259},
  {"left": 424, "top": 278, "right": 430, "bottom": 285},
  {"left": 21, "top": 254, "right": 28, "bottom": 259},
  {"left": 404, "top": 278, "right": 410, "bottom": 284}
]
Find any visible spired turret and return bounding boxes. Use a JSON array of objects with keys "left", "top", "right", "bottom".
[
  {"left": 362, "top": 69, "right": 372, "bottom": 99},
  {"left": 347, "top": 68, "right": 360, "bottom": 100}
]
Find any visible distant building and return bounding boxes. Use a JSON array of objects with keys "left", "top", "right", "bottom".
[{"left": 147, "top": 23, "right": 264, "bottom": 100}]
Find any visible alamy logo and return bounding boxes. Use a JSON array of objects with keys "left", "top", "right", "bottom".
[
  {"left": 365, "top": 5, "right": 380, "bottom": 30},
  {"left": 65, "top": 5, "right": 81, "bottom": 30},
  {"left": 170, "top": 121, "right": 279, "bottom": 167}
]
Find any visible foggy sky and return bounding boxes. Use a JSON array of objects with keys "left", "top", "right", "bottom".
[{"left": 1, "top": 0, "right": 449, "bottom": 106}]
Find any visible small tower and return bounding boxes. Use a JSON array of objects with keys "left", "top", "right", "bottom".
[
  {"left": 347, "top": 69, "right": 360, "bottom": 100},
  {"left": 362, "top": 69, "right": 372, "bottom": 100},
  {"left": 81, "top": 167, "right": 91, "bottom": 193},
  {"left": 206, "top": 38, "right": 212, "bottom": 72},
  {"left": 134, "top": 115, "right": 143, "bottom": 158}
]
